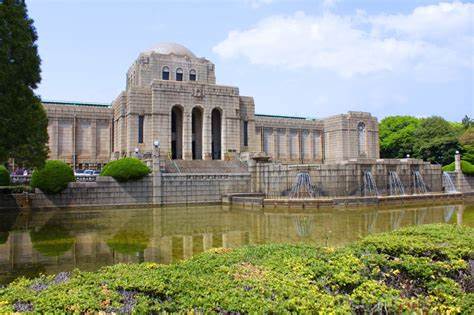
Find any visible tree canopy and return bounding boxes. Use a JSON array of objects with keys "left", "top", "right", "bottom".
[
  {"left": 379, "top": 115, "right": 469, "bottom": 165},
  {"left": 0, "top": 0, "right": 48, "bottom": 168}
]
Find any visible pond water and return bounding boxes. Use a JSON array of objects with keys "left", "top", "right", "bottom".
[{"left": 0, "top": 203, "right": 472, "bottom": 285}]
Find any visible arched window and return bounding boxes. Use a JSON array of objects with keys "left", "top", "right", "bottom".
[
  {"left": 189, "top": 69, "right": 197, "bottom": 81},
  {"left": 358, "top": 122, "right": 366, "bottom": 156},
  {"left": 162, "top": 66, "right": 169, "bottom": 80},
  {"left": 176, "top": 68, "right": 183, "bottom": 81}
]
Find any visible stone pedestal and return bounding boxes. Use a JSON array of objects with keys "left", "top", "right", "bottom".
[{"left": 455, "top": 152, "right": 461, "bottom": 173}]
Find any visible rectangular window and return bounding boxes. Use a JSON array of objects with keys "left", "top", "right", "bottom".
[
  {"left": 176, "top": 73, "right": 183, "bottom": 81},
  {"left": 243, "top": 121, "right": 248, "bottom": 147},
  {"left": 138, "top": 115, "right": 144, "bottom": 144}
]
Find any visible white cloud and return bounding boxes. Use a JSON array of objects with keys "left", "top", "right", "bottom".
[
  {"left": 245, "top": 0, "right": 274, "bottom": 9},
  {"left": 322, "top": 0, "right": 340, "bottom": 9},
  {"left": 213, "top": 2, "right": 474, "bottom": 79}
]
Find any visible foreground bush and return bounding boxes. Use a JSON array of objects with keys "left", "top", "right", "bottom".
[
  {"left": 30, "top": 160, "right": 75, "bottom": 194},
  {"left": 0, "top": 224, "right": 472, "bottom": 313},
  {"left": 100, "top": 157, "right": 150, "bottom": 182},
  {"left": 442, "top": 160, "right": 474, "bottom": 175},
  {"left": 0, "top": 165, "right": 10, "bottom": 186}
]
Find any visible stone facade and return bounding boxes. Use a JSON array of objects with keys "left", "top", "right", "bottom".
[{"left": 42, "top": 43, "right": 379, "bottom": 168}]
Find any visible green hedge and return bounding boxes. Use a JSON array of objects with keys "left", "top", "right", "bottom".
[
  {"left": 0, "top": 165, "right": 10, "bottom": 186},
  {"left": 0, "top": 224, "right": 472, "bottom": 313},
  {"left": 100, "top": 157, "right": 150, "bottom": 182},
  {"left": 442, "top": 160, "right": 474, "bottom": 175},
  {"left": 30, "top": 160, "right": 75, "bottom": 194}
]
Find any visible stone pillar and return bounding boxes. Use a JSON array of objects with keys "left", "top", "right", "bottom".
[
  {"left": 455, "top": 151, "right": 461, "bottom": 173},
  {"left": 152, "top": 145, "right": 162, "bottom": 205},
  {"left": 91, "top": 120, "right": 97, "bottom": 165},
  {"left": 248, "top": 158, "right": 257, "bottom": 192},
  {"left": 183, "top": 110, "right": 192, "bottom": 160},
  {"left": 203, "top": 110, "right": 212, "bottom": 160},
  {"left": 52, "top": 118, "right": 59, "bottom": 159}
]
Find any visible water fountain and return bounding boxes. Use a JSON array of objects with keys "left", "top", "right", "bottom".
[
  {"left": 442, "top": 172, "right": 457, "bottom": 193},
  {"left": 363, "top": 171, "right": 379, "bottom": 196},
  {"left": 388, "top": 171, "right": 405, "bottom": 196},
  {"left": 289, "top": 172, "right": 315, "bottom": 198},
  {"left": 413, "top": 171, "right": 428, "bottom": 194}
]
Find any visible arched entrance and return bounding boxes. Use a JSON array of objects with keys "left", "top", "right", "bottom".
[
  {"left": 191, "top": 107, "right": 203, "bottom": 160},
  {"left": 171, "top": 105, "right": 183, "bottom": 159},
  {"left": 211, "top": 108, "right": 222, "bottom": 160}
]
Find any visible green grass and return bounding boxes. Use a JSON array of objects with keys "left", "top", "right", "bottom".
[{"left": 0, "top": 224, "right": 472, "bottom": 313}]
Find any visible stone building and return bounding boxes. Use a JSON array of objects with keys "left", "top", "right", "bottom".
[{"left": 43, "top": 43, "right": 379, "bottom": 169}]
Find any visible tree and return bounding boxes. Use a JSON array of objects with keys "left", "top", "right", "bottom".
[
  {"left": 462, "top": 115, "right": 473, "bottom": 129},
  {"left": 379, "top": 116, "right": 420, "bottom": 158},
  {"left": 459, "top": 127, "right": 474, "bottom": 164},
  {"left": 0, "top": 0, "right": 48, "bottom": 168},
  {"left": 413, "top": 116, "right": 461, "bottom": 165}
]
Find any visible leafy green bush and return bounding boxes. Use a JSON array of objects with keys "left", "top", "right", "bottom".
[
  {"left": 0, "top": 224, "right": 472, "bottom": 314},
  {"left": 100, "top": 157, "right": 150, "bottom": 182},
  {"left": 0, "top": 165, "right": 10, "bottom": 186},
  {"left": 442, "top": 160, "right": 474, "bottom": 175},
  {"left": 30, "top": 160, "right": 75, "bottom": 194}
]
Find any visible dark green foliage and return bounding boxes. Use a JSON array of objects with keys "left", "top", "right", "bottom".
[
  {"left": 0, "top": 224, "right": 472, "bottom": 313},
  {"left": 30, "top": 160, "right": 75, "bottom": 194},
  {"left": 379, "top": 116, "right": 420, "bottom": 158},
  {"left": 462, "top": 115, "right": 473, "bottom": 128},
  {"left": 459, "top": 127, "right": 474, "bottom": 164},
  {"left": 107, "top": 230, "right": 149, "bottom": 255},
  {"left": 380, "top": 115, "right": 462, "bottom": 165},
  {"left": 100, "top": 158, "right": 150, "bottom": 182},
  {"left": 0, "top": 0, "right": 48, "bottom": 167},
  {"left": 0, "top": 165, "right": 10, "bottom": 186},
  {"left": 413, "top": 116, "right": 461, "bottom": 165},
  {"left": 29, "top": 224, "right": 75, "bottom": 257},
  {"left": 442, "top": 160, "right": 474, "bottom": 176}
]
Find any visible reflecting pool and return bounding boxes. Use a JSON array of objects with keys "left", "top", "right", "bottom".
[{"left": 0, "top": 203, "right": 472, "bottom": 285}]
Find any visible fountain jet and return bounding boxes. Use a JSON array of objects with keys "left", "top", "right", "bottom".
[
  {"left": 388, "top": 171, "right": 405, "bottom": 195},
  {"left": 289, "top": 172, "right": 315, "bottom": 198}
]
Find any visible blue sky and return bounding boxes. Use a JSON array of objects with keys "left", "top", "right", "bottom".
[{"left": 26, "top": 0, "right": 473, "bottom": 121}]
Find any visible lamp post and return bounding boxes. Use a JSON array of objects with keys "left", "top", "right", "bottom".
[{"left": 134, "top": 147, "right": 139, "bottom": 159}]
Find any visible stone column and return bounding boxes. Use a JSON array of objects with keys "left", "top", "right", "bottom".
[
  {"left": 455, "top": 151, "right": 461, "bottom": 173},
  {"left": 52, "top": 118, "right": 59, "bottom": 159},
  {"left": 203, "top": 110, "right": 212, "bottom": 160},
  {"left": 91, "top": 120, "right": 97, "bottom": 165},
  {"left": 152, "top": 144, "right": 162, "bottom": 205},
  {"left": 183, "top": 110, "right": 192, "bottom": 160}
]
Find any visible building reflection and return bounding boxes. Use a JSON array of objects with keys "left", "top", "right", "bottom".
[{"left": 0, "top": 204, "right": 468, "bottom": 284}]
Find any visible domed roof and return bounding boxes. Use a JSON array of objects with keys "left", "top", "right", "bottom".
[{"left": 144, "top": 42, "right": 196, "bottom": 58}]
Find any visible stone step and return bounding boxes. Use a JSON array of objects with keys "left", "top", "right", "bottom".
[{"left": 162, "top": 160, "right": 248, "bottom": 174}]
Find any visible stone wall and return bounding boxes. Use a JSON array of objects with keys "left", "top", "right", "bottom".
[
  {"left": 251, "top": 158, "right": 442, "bottom": 197},
  {"left": 447, "top": 172, "right": 474, "bottom": 193},
  {"left": 161, "top": 173, "right": 251, "bottom": 204},
  {"left": 30, "top": 173, "right": 251, "bottom": 209},
  {"left": 43, "top": 101, "right": 113, "bottom": 169}
]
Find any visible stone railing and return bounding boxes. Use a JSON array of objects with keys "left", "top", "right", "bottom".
[
  {"left": 10, "top": 175, "right": 31, "bottom": 185},
  {"left": 9, "top": 174, "right": 97, "bottom": 184},
  {"left": 75, "top": 175, "right": 97, "bottom": 182}
]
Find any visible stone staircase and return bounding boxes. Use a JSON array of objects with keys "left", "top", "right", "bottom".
[{"left": 162, "top": 160, "right": 249, "bottom": 174}]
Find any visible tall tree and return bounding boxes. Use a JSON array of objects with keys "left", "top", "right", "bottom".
[
  {"left": 0, "top": 0, "right": 48, "bottom": 168},
  {"left": 413, "top": 116, "right": 460, "bottom": 165},
  {"left": 379, "top": 116, "right": 420, "bottom": 159}
]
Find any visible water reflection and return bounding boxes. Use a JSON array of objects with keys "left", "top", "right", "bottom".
[{"left": 0, "top": 203, "right": 472, "bottom": 285}]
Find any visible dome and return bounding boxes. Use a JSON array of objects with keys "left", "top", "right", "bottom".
[{"left": 144, "top": 42, "right": 196, "bottom": 58}]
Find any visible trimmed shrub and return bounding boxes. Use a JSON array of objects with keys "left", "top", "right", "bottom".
[
  {"left": 442, "top": 160, "right": 474, "bottom": 175},
  {"left": 0, "top": 165, "right": 10, "bottom": 186},
  {"left": 100, "top": 157, "right": 150, "bottom": 182},
  {"left": 30, "top": 160, "right": 75, "bottom": 194}
]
